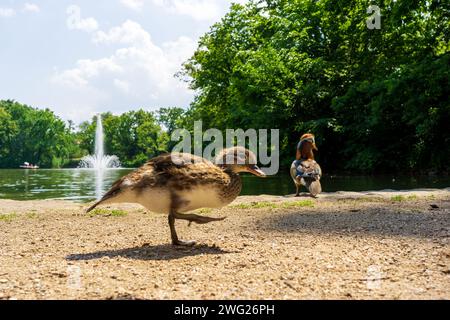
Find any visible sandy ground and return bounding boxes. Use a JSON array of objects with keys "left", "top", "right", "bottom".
[{"left": 0, "top": 188, "right": 449, "bottom": 300}]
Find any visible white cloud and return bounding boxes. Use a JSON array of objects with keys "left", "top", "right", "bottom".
[
  {"left": 93, "top": 20, "right": 151, "bottom": 46},
  {"left": 66, "top": 5, "right": 99, "bottom": 32},
  {"left": 52, "top": 20, "right": 197, "bottom": 117},
  {"left": 120, "top": 0, "right": 145, "bottom": 11},
  {"left": 0, "top": 7, "right": 15, "bottom": 17},
  {"left": 114, "top": 79, "right": 131, "bottom": 94},
  {"left": 23, "top": 3, "right": 40, "bottom": 13},
  {"left": 52, "top": 58, "right": 123, "bottom": 88},
  {"left": 151, "top": 0, "right": 222, "bottom": 21}
]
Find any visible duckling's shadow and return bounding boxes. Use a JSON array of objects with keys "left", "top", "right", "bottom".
[{"left": 66, "top": 243, "right": 230, "bottom": 262}]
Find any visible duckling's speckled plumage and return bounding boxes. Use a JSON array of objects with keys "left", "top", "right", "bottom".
[
  {"left": 87, "top": 153, "right": 244, "bottom": 213},
  {"left": 86, "top": 147, "right": 264, "bottom": 246}
]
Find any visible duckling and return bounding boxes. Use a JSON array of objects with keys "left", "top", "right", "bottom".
[
  {"left": 86, "top": 147, "right": 266, "bottom": 246},
  {"left": 290, "top": 133, "right": 322, "bottom": 197}
]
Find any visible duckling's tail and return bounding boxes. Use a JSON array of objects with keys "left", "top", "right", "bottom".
[{"left": 86, "top": 176, "right": 124, "bottom": 213}]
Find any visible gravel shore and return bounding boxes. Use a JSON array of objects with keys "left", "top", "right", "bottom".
[{"left": 0, "top": 188, "right": 449, "bottom": 300}]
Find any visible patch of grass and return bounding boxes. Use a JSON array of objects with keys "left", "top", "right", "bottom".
[
  {"left": 281, "top": 200, "right": 315, "bottom": 208},
  {"left": 252, "top": 202, "right": 278, "bottom": 209},
  {"left": 337, "top": 197, "right": 383, "bottom": 203},
  {"left": 232, "top": 201, "right": 278, "bottom": 209},
  {"left": 26, "top": 212, "right": 38, "bottom": 219},
  {"left": 0, "top": 213, "right": 18, "bottom": 222},
  {"left": 89, "top": 209, "right": 128, "bottom": 217},
  {"left": 391, "top": 195, "right": 405, "bottom": 202},
  {"left": 391, "top": 194, "right": 418, "bottom": 202},
  {"left": 232, "top": 200, "right": 315, "bottom": 210}
]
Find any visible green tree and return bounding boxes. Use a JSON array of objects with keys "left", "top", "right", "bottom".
[
  {"left": 182, "top": 0, "right": 450, "bottom": 173},
  {"left": 0, "top": 100, "right": 80, "bottom": 168}
]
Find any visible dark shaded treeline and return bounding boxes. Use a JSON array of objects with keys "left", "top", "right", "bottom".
[{"left": 1, "top": 0, "right": 449, "bottom": 172}]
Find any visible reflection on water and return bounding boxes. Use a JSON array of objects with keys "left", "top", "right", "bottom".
[
  {"left": 96, "top": 169, "right": 103, "bottom": 200},
  {"left": 0, "top": 169, "right": 133, "bottom": 202},
  {"left": 241, "top": 174, "right": 450, "bottom": 196},
  {"left": 0, "top": 169, "right": 448, "bottom": 203}
]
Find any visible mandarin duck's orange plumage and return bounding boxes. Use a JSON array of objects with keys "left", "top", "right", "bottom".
[{"left": 290, "top": 133, "right": 322, "bottom": 197}]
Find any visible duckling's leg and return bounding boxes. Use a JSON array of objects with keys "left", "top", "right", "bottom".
[
  {"left": 173, "top": 212, "right": 226, "bottom": 225},
  {"left": 168, "top": 211, "right": 196, "bottom": 246}
]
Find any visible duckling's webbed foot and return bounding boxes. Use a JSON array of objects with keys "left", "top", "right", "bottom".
[
  {"left": 173, "top": 239, "right": 196, "bottom": 246},
  {"left": 168, "top": 212, "right": 196, "bottom": 246},
  {"left": 173, "top": 212, "right": 226, "bottom": 225}
]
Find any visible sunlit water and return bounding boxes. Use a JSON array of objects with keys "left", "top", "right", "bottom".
[{"left": 0, "top": 169, "right": 448, "bottom": 203}]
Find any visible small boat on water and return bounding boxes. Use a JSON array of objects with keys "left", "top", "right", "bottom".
[{"left": 20, "top": 162, "right": 39, "bottom": 169}]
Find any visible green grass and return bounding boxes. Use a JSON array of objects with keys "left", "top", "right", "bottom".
[
  {"left": 232, "top": 200, "right": 315, "bottom": 210},
  {"left": 89, "top": 209, "right": 128, "bottom": 217},
  {"left": 281, "top": 200, "right": 315, "bottom": 208},
  {"left": 390, "top": 195, "right": 404, "bottom": 201},
  {"left": 232, "top": 201, "right": 278, "bottom": 209},
  {"left": 0, "top": 213, "right": 18, "bottom": 222},
  {"left": 391, "top": 194, "right": 418, "bottom": 202},
  {"left": 337, "top": 197, "right": 384, "bottom": 203},
  {"left": 26, "top": 212, "right": 38, "bottom": 219}
]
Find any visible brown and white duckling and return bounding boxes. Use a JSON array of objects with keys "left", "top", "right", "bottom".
[
  {"left": 86, "top": 147, "right": 265, "bottom": 246},
  {"left": 290, "top": 133, "right": 322, "bottom": 197}
]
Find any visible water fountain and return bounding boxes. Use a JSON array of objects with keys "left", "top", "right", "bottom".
[
  {"left": 79, "top": 115, "right": 121, "bottom": 169},
  {"left": 79, "top": 115, "right": 120, "bottom": 199}
]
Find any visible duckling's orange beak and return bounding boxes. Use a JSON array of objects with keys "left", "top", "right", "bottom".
[{"left": 247, "top": 165, "right": 266, "bottom": 177}]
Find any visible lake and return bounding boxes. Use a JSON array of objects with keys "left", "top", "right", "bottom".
[{"left": 0, "top": 169, "right": 449, "bottom": 202}]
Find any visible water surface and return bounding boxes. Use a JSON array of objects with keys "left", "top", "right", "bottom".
[{"left": 0, "top": 169, "right": 448, "bottom": 202}]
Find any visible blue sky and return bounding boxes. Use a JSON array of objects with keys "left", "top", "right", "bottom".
[{"left": 0, "top": 0, "right": 247, "bottom": 123}]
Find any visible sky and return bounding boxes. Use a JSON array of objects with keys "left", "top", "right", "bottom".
[{"left": 0, "top": 0, "right": 247, "bottom": 123}]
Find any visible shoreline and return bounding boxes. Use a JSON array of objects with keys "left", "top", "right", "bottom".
[
  {"left": 0, "top": 188, "right": 449, "bottom": 300},
  {"left": 1, "top": 187, "right": 449, "bottom": 205}
]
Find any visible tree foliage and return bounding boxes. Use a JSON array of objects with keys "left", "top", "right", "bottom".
[
  {"left": 1, "top": 0, "right": 448, "bottom": 173},
  {"left": 182, "top": 0, "right": 450, "bottom": 173},
  {"left": 0, "top": 100, "right": 78, "bottom": 168}
]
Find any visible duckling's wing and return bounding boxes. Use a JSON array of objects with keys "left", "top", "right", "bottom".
[
  {"left": 86, "top": 153, "right": 222, "bottom": 212},
  {"left": 132, "top": 153, "right": 223, "bottom": 191}
]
